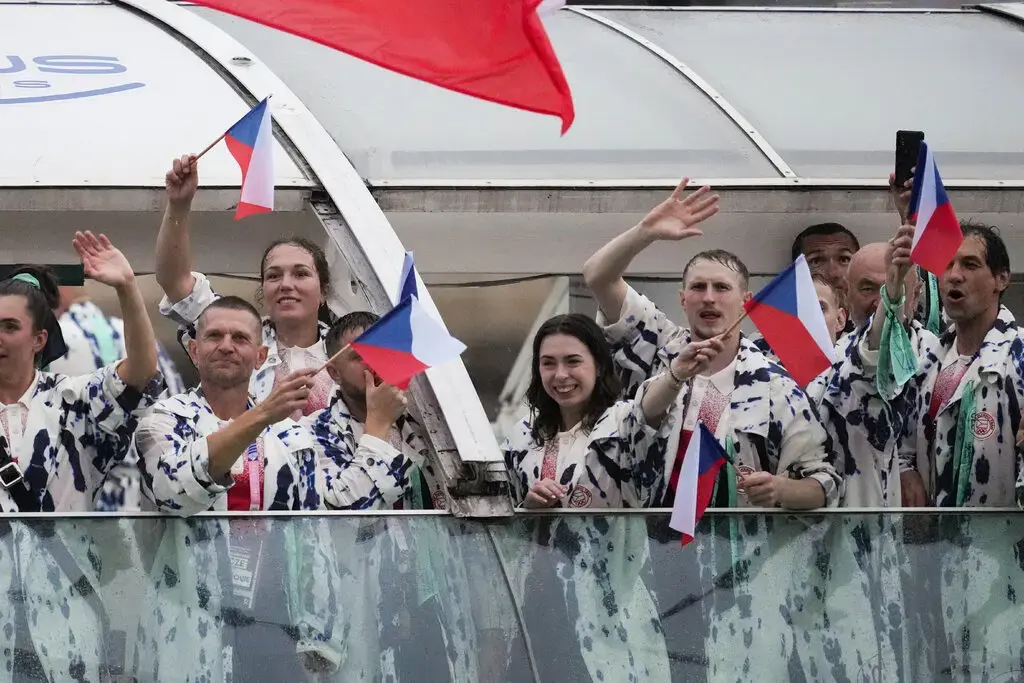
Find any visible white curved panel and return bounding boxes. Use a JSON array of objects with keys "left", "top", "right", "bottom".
[
  {"left": 0, "top": 2, "right": 308, "bottom": 187},
  {"left": 112, "top": 0, "right": 505, "bottom": 472}
]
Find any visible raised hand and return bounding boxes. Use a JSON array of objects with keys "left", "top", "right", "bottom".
[
  {"left": 886, "top": 224, "right": 916, "bottom": 297},
  {"left": 166, "top": 154, "right": 199, "bottom": 207},
  {"left": 73, "top": 231, "right": 134, "bottom": 289},
  {"left": 889, "top": 171, "right": 914, "bottom": 223},
  {"left": 257, "top": 370, "right": 314, "bottom": 424},
  {"left": 638, "top": 178, "right": 720, "bottom": 242},
  {"left": 364, "top": 371, "right": 409, "bottom": 439}
]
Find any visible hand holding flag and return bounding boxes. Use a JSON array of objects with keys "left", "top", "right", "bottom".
[{"left": 196, "top": 97, "right": 275, "bottom": 220}]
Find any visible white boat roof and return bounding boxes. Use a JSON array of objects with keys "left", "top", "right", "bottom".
[{"left": 0, "top": 0, "right": 309, "bottom": 189}]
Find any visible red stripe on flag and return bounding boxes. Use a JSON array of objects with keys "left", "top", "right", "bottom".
[
  {"left": 681, "top": 459, "right": 725, "bottom": 547},
  {"left": 225, "top": 134, "right": 253, "bottom": 175},
  {"left": 351, "top": 342, "right": 429, "bottom": 390},
  {"left": 745, "top": 304, "right": 832, "bottom": 387},
  {"left": 187, "top": 0, "right": 575, "bottom": 132},
  {"left": 912, "top": 201, "right": 962, "bottom": 276},
  {"left": 235, "top": 202, "right": 273, "bottom": 220}
]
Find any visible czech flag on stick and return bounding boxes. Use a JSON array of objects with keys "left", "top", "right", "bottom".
[
  {"left": 398, "top": 251, "right": 418, "bottom": 303},
  {"left": 350, "top": 295, "right": 466, "bottom": 390},
  {"left": 225, "top": 97, "right": 274, "bottom": 220},
  {"left": 743, "top": 255, "right": 837, "bottom": 387},
  {"left": 670, "top": 422, "right": 728, "bottom": 547},
  {"left": 908, "top": 141, "right": 963, "bottom": 275}
]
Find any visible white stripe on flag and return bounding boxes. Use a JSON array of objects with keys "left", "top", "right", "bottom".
[
  {"left": 408, "top": 296, "right": 467, "bottom": 367},
  {"left": 794, "top": 255, "right": 838, "bottom": 364},
  {"left": 669, "top": 422, "right": 703, "bottom": 537},
  {"left": 912, "top": 147, "right": 938, "bottom": 251},
  {"left": 238, "top": 103, "right": 275, "bottom": 210}
]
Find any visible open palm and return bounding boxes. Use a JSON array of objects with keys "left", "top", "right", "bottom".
[
  {"left": 640, "top": 178, "right": 721, "bottom": 241},
  {"left": 73, "top": 231, "right": 134, "bottom": 288}
]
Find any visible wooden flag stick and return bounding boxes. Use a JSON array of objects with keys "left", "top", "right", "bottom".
[
  {"left": 195, "top": 132, "right": 227, "bottom": 161},
  {"left": 315, "top": 344, "right": 350, "bottom": 375},
  {"left": 720, "top": 311, "right": 748, "bottom": 340}
]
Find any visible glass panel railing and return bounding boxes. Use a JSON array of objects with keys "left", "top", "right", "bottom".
[{"left": 1, "top": 510, "right": 1021, "bottom": 683}]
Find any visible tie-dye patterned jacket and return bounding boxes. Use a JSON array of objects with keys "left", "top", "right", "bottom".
[
  {"left": 0, "top": 366, "right": 161, "bottom": 512},
  {"left": 303, "top": 389, "right": 448, "bottom": 511},
  {"left": 304, "top": 389, "right": 443, "bottom": 510},
  {"left": 875, "top": 306, "right": 1024, "bottom": 507},
  {"left": 502, "top": 400, "right": 667, "bottom": 509},
  {"left": 131, "top": 388, "right": 345, "bottom": 679},
  {"left": 600, "top": 285, "right": 840, "bottom": 507},
  {"left": 159, "top": 271, "right": 334, "bottom": 411},
  {"left": 133, "top": 389, "right": 325, "bottom": 514},
  {"left": 306, "top": 389, "right": 484, "bottom": 682},
  {"left": 0, "top": 367, "right": 160, "bottom": 680},
  {"left": 807, "top": 326, "right": 908, "bottom": 507}
]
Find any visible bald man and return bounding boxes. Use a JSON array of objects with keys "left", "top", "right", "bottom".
[{"left": 847, "top": 243, "right": 922, "bottom": 328}]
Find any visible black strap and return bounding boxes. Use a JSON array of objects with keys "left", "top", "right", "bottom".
[{"left": 0, "top": 438, "right": 40, "bottom": 513}]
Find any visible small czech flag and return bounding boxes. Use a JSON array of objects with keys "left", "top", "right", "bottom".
[
  {"left": 908, "top": 141, "right": 963, "bottom": 275},
  {"left": 670, "top": 422, "right": 728, "bottom": 547},
  {"left": 224, "top": 97, "right": 274, "bottom": 220},
  {"left": 350, "top": 295, "right": 466, "bottom": 389},
  {"left": 743, "top": 255, "right": 838, "bottom": 387}
]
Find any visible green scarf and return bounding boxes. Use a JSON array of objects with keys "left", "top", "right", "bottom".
[
  {"left": 711, "top": 436, "right": 739, "bottom": 508},
  {"left": 926, "top": 272, "right": 942, "bottom": 335},
  {"left": 876, "top": 284, "right": 919, "bottom": 400},
  {"left": 951, "top": 380, "right": 977, "bottom": 506}
]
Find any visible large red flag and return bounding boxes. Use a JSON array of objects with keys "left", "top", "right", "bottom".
[{"left": 190, "top": 0, "right": 575, "bottom": 133}]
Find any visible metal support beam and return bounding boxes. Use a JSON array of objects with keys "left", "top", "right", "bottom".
[
  {"left": 114, "top": 0, "right": 513, "bottom": 517},
  {"left": 566, "top": 6, "right": 797, "bottom": 179}
]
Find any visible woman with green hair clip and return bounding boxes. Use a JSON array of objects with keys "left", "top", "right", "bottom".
[{"left": 0, "top": 232, "right": 162, "bottom": 681}]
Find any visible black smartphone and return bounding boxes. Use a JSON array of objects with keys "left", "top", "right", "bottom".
[{"left": 895, "top": 130, "right": 925, "bottom": 187}]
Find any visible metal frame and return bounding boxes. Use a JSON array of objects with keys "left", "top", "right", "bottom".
[
  {"left": 369, "top": 177, "right": 1024, "bottom": 189},
  {"left": 111, "top": 0, "right": 512, "bottom": 517},
  {"left": 978, "top": 2, "right": 1024, "bottom": 23},
  {"left": 2, "top": 506, "right": 1018, "bottom": 519},
  {"left": 373, "top": 185, "right": 1024, "bottom": 217},
  {"left": 566, "top": 6, "right": 797, "bottom": 178},
  {"left": 573, "top": 5, "right": 975, "bottom": 12}
]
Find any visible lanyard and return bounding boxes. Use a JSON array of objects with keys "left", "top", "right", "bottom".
[{"left": 245, "top": 441, "right": 262, "bottom": 511}]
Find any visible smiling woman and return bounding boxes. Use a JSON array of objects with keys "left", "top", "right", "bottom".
[{"left": 154, "top": 155, "right": 338, "bottom": 416}]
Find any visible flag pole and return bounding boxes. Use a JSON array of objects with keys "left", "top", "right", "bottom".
[
  {"left": 721, "top": 312, "right": 748, "bottom": 339},
  {"left": 195, "top": 132, "right": 227, "bottom": 161},
  {"left": 315, "top": 343, "right": 350, "bottom": 375}
]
